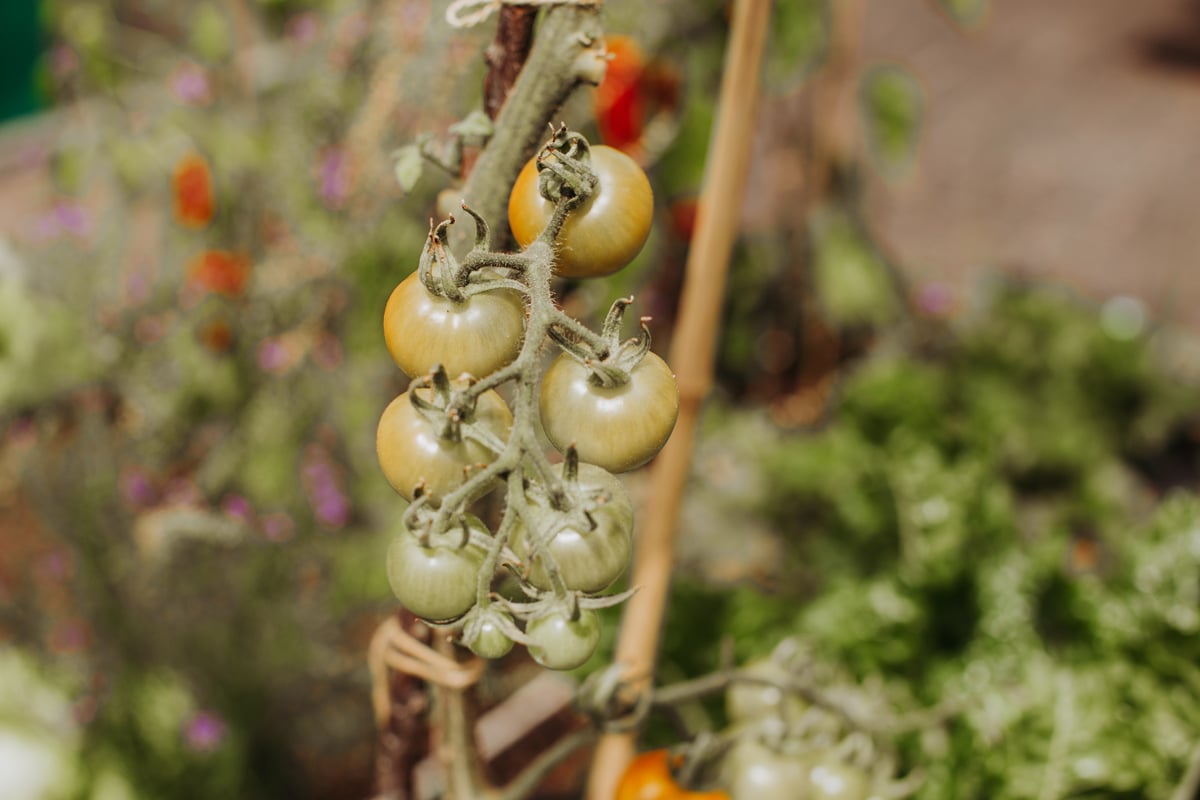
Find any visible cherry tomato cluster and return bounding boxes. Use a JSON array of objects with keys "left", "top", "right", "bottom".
[
  {"left": 612, "top": 642, "right": 918, "bottom": 799},
  {"left": 375, "top": 126, "right": 676, "bottom": 670}
]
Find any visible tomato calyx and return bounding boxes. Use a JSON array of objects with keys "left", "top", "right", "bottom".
[
  {"left": 420, "top": 212, "right": 532, "bottom": 303},
  {"left": 565, "top": 295, "right": 656, "bottom": 390},
  {"left": 511, "top": 450, "right": 635, "bottom": 595},
  {"left": 459, "top": 603, "right": 530, "bottom": 659},
  {"left": 408, "top": 366, "right": 508, "bottom": 454},
  {"left": 534, "top": 123, "right": 600, "bottom": 210}
]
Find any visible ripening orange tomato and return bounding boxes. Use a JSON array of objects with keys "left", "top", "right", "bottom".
[
  {"left": 173, "top": 152, "right": 215, "bottom": 229},
  {"left": 508, "top": 145, "right": 653, "bottom": 279},
  {"left": 615, "top": 750, "right": 729, "bottom": 800},
  {"left": 186, "top": 251, "right": 251, "bottom": 296}
]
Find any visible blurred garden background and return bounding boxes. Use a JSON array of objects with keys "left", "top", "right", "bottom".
[{"left": 2, "top": 0, "right": 1200, "bottom": 798}]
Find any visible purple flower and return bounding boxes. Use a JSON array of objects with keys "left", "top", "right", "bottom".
[
  {"left": 915, "top": 281, "right": 955, "bottom": 317},
  {"left": 314, "top": 486, "right": 350, "bottom": 528},
  {"left": 184, "top": 711, "right": 227, "bottom": 753},
  {"left": 318, "top": 147, "right": 349, "bottom": 209},
  {"left": 221, "top": 494, "right": 253, "bottom": 523},
  {"left": 55, "top": 203, "right": 91, "bottom": 237},
  {"left": 120, "top": 467, "right": 159, "bottom": 508},
  {"left": 170, "top": 64, "right": 213, "bottom": 105},
  {"left": 33, "top": 202, "right": 93, "bottom": 241},
  {"left": 256, "top": 338, "right": 290, "bottom": 372}
]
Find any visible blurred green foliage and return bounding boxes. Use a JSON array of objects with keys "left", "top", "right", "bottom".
[
  {"left": 859, "top": 64, "right": 924, "bottom": 181},
  {"left": 657, "top": 285, "right": 1200, "bottom": 798}
]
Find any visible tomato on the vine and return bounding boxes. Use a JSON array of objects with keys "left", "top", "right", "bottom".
[
  {"left": 510, "top": 463, "right": 634, "bottom": 593},
  {"left": 525, "top": 608, "right": 600, "bottom": 670},
  {"left": 386, "top": 518, "right": 488, "bottom": 622},
  {"left": 539, "top": 351, "right": 678, "bottom": 473},
  {"left": 465, "top": 608, "right": 515, "bottom": 660},
  {"left": 508, "top": 144, "right": 653, "bottom": 279},
  {"left": 722, "top": 740, "right": 871, "bottom": 800},
  {"left": 725, "top": 658, "right": 808, "bottom": 724},
  {"left": 616, "top": 750, "right": 730, "bottom": 800},
  {"left": 376, "top": 384, "right": 511, "bottom": 501},
  {"left": 383, "top": 271, "right": 525, "bottom": 379},
  {"left": 806, "top": 759, "right": 871, "bottom": 800},
  {"left": 722, "top": 739, "right": 811, "bottom": 800}
]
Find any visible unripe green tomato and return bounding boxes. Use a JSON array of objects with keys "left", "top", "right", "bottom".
[
  {"left": 375, "top": 384, "right": 512, "bottom": 502},
  {"left": 722, "top": 738, "right": 811, "bottom": 800},
  {"left": 467, "top": 611, "right": 515, "bottom": 660},
  {"left": 510, "top": 464, "right": 634, "bottom": 594},
  {"left": 726, "top": 659, "right": 808, "bottom": 724},
  {"left": 539, "top": 351, "right": 679, "bottom": 473},
  {"left": 383, "top": 271, "right": 525, "bottom": 380},
  {"left": 386, "top": 520, "right": 488, "bottom": 622},
  {"left": 526, "top": 608, "right": 600, "bottom": 670},
  {"left": 806, "top": 759, "right": 870, "bottom": 800}
]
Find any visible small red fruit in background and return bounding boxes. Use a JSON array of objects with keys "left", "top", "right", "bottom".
[
  {"left": 595, "top": 36, "right": 682, "bottom": 164},
  {"left": 173, "top": 152, "right": 215, "bottom": 229},
  {"left": 186, "top": 251, "right": 250, "bottom": 296},
  {"left": 596, "top": 36, "right": 646, "bottom": 158}
]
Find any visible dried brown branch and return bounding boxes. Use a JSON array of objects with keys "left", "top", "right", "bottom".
[{"left": 484, "top": 6, "right": 539, "bottom": 120}]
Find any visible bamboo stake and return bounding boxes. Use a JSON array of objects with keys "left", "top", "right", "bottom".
[{"left": 584, "top": 2, "right": 772, "bottom": 797}]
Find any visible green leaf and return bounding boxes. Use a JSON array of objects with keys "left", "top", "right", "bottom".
[
  {"left": 859, "top": 63, "right": 925, "bottom": 180},
  {"left": 765, "top": 0, "right": 829, "bottom": 89},
  {"left": 448, "top": 110, "right": 494, "bottom": 141},
  {"left": 932, "top": 0, "right": 989, "bottom": 29},
  {"left": 190, "top": 3, "right": 232, "bottom": 64},
  {"left": 392, "top": 144, "right": 424, "bottom": 193},
  {"left": 810, "top": 209, "right": 900, "bottom": 327}
]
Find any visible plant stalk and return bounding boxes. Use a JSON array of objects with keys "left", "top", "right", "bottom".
[{"left": 451, "top": 5, "right": 605, "bottom": 255}]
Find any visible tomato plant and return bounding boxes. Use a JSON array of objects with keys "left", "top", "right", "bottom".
[
  {"left": 386, "top": 517, "right": 489, "bottom": 622},
  {"left": 508, "top": 142, "right": 653, "bottom": 278},
  {"left": 540, "top": 349, "right": 679, "bottom": 473},
  {"left": 510, "top": 462, "right": 634, "bottom": 593},
  {"left": 615, "top": 750, "right": 730, "bottom": 800},
  {"left": 375, "top": 379, "right": 511, "bottom": 502},
  {"left": 525, "top": 607, "right": 601, "bottom": 670},
  {"left": 383, "top": 270, "right": 525, "bottom": 379}
]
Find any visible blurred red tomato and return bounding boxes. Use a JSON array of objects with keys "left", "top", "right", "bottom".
[
  {"left": 596, "top": 36, "right": 646, "bottom": 157},
  {"left": 196, "top": 317, "right": 235, "bottom": 353},
  {"left": 595, "top": 37, "right": 683, "bottom": 164},
  {"left": 173, "top": 152, "right": 215, "bottom": 229},
  {"left": 186, "top": 251, "right": 250, "bottom": 296}
]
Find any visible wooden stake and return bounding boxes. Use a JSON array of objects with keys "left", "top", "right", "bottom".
[{"left": 584, "top": 1, "right": 773, "bottom": 797}]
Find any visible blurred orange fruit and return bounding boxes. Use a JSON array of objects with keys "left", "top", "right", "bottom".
[{"left": 173, "top": 152, "right": 215, "bottom": 229}]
